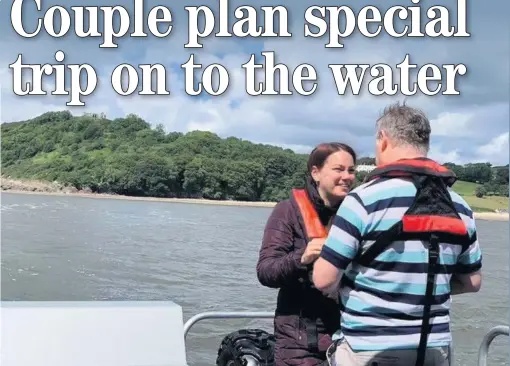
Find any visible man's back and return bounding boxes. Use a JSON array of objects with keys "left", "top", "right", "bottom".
[{"left": 321, "top": 175, "right": 482, "bottom": 352}]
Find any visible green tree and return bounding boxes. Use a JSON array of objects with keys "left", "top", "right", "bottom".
[
  {"left": 2, "top": 111, "right": 508, "bottom": 202},
  {"left": 475, "top": 185, "right": 486, "bottom": 198}
]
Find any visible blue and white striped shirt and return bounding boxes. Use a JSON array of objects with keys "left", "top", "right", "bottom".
[{"left": 320, "top": 176, "right": 482, "bottom": 351}]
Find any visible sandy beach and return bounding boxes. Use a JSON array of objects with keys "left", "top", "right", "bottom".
[{"left": 1, "top": 178, "right": 508, "bottom": 221}]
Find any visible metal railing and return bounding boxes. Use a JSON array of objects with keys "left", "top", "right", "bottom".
[
  {"left": 183, "top": 311, "right": 274, "bottom": 339},
  {"left": 183, "top": 313, "right": 508, "bottom": 366},
  {"left": 477, "top": 325, "right": 509, "bottom": 366},
  {"left": 183, "top": 312, "right": 275, "bottom": 366}
]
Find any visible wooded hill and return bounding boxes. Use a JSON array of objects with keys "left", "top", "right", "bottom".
[{"left": 1, "top": 111, "right": 508, "bottom": 202}]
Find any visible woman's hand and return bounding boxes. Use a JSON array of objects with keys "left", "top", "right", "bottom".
[{"left": 301, "top": 238, "right": 326, "bottom": 264}]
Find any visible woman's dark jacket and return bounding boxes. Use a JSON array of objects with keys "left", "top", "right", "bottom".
[{"left": 256, "top": 181, "right": 341, "bottom": 366}]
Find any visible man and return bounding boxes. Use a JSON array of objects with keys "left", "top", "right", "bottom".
[{"left": 312, "top": 102, "right": 482, "bottom": 366}]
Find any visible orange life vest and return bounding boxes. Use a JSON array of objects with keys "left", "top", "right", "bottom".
[{"left": 291, "top": 188, "right": 328, "bottom": 239}]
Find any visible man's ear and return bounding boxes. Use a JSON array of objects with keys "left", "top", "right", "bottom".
[{"left": 379, "top": 130, "right": 389, "bottom": 152}]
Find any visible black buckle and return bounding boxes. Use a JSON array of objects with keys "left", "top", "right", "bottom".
[{"left": 429, "top": 234, "right": 439, "bottom": 260}]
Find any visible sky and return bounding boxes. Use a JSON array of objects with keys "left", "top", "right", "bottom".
[{"left": 0, "top": 0, "right": 508, "bottom": 166}]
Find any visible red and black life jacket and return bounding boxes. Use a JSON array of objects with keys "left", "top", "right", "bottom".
[{"left": 355, "top": 157, "right": 473, "bottom": 366}]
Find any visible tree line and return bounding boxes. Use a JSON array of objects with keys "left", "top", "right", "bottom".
[
  {"left": 1, "top": 111, "right": 508, "bottom": 201},
  {"left": 443, "top": 162, "right": 509, "bottom": 197}
]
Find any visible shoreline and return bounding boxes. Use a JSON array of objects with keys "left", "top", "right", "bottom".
[
  {"left": 2, "top": 188, "right": 508, "bottom": 221},
  {"left": 0, "top": 189, "right": 277, "bottom": 208}
]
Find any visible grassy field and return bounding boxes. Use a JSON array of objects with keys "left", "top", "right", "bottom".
[{"left": 451, "top": 180, "right": 508, "bottom": 212}]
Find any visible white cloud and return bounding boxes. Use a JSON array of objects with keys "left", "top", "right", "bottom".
[
  {"left": 430, "top": 111, "right": 474, "bottom": 137},
  {"left": 475, "top": 132, "right": 509, "bottom": 165},
  {"left": 270, "top": 143, "right": 313, "bottom": 154},
  {"left": 429, "top": 146, "right": 462, "bottom": 165}
]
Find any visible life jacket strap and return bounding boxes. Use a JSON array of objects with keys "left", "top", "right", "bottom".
[
  {"left": 292, "top": 188, "right": 328, "bottom": 240},
  {"left": 292, "top": 188, "right": 329, "bottom": 352},
  {"left": 416, "top": 233, "right": 440, "bottom": 366}
]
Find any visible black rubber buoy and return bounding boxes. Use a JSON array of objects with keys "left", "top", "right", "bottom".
[{"left": 216, "top": 329, "right": 276, "bottom": 366}]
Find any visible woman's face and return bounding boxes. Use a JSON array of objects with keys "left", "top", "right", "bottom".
[{"left": 312, "top": 150, "right": 356, "bottom": 201}]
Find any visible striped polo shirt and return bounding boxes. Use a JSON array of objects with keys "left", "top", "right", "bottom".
[{"left": 320, "top": 176, "right": 483, "bottom": 351}]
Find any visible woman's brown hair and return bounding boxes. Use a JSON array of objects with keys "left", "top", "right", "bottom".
[{"left": 307, "top": 142, "right": 357, "bottom": 173}]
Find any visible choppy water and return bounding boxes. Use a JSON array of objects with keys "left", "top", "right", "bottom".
[{"left": 1, "top": 192, "right": 508, "bottom": 365}]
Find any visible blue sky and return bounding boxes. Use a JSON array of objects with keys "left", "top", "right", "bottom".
[{"left": 0, "top": 0, "right": 508, "bottom": 165}]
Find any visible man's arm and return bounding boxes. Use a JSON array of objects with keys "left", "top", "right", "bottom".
[
  {"left": 451, "top": 271, "right": 481, "bottom": 295},
  {"left": 312, "top": 193, "right": 367, "bottom": 291},
  {"left": 313, "top": 257, "right": 342, "bottom": 294},
  {"left": 451, "top": 224, "right": 482, "bottom": 295}
]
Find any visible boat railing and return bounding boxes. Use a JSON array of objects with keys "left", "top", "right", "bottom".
[
  {"left": 184, "top": 313, "right": 508, "bottom": 366},
  {"left": 183, "top": 311, "right": 274, "bottom": 339},
  {"left": 183, "top": 312, "right": 275, "bottom": 366},
  {"left": 477, "top": 325, "right": 509, "bottom": 366}
]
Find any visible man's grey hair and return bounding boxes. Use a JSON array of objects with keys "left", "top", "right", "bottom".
[{"left": 375, "top": 101, "right": 431, "bottom": 155}]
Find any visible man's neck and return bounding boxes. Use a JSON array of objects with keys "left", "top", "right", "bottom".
[{"left": 387, "top": 149, "right": 426, "bottom": 164}]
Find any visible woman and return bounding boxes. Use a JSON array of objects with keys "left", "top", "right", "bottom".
[{"left": 256, "top": 142, "right": 357, "bottom": 366}]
